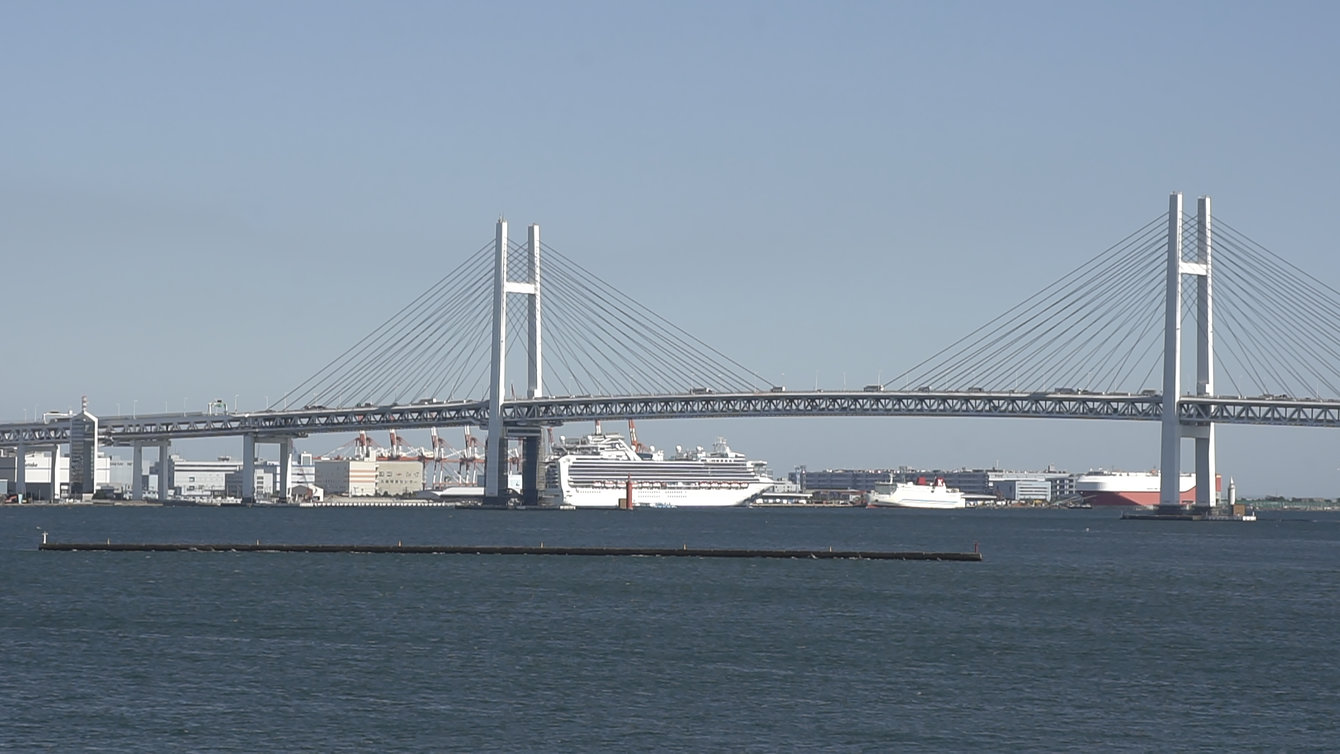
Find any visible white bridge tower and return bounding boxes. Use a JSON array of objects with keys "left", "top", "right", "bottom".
[
  {"left": 1159, "top": 193, "right": 1218, "bottom": 514},
  {"left": 483, "top": 219, "right": 543, "bottom": 507}
]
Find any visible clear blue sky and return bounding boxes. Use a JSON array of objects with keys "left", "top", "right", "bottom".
[{"left": 4, "top": 1, "right": 1339, "bottom": 496}]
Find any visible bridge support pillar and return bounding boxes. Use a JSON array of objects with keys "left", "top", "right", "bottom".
[
  {"left": 131, "top": 444, "right": 144, "bottom": 501},
  {"left": 1192, "top": 195, "right": 1217, "bottom": 514},
  {"left": 484, "top": 217, "right": 509, "bottom": 508},
  {"left": 242, "top": 434, "right": 256, "bottom": 505},
  {"left": 277, "top": 436, "right": 292, "bottom": 504},
  {"left": 522, "top": 223, "right": 543, "bottom": 507},
  {"left": 486, "top": 429, "right": 512, "bottom": 507},
  {"left": 50, "top": 444, "right": 60, "bottom": 501},
  {"left": 157, "top": 440, "right": 171, "bottom": 501},
  {"left": 14, "top": 441, "right": 26, "bottom": 500},
  {"left": 521, "top": 433, "right": 541, "bottom": 507},
  {"left": 1158, "top": 192, "right": 1185, "bottom": 515}
]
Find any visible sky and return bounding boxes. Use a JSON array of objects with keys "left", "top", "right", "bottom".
[{"left": 4, "top": 1, "right": 1340, "bottom": 497}]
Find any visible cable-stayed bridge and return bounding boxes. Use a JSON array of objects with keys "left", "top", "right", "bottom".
[{"left": 5, "top": 193, "right": 1340, "bottom": 511}]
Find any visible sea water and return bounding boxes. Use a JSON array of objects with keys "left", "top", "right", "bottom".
[{"left": 1, "top": 506, "right": 1336, "bottom": 751}]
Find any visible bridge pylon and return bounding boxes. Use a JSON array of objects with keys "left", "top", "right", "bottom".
[
  {"left": 483, "top": 219, "right": 543, "bottom": 507},
  {"left": 1159, "top": 193, "right": 1217, "bottom": 515}
]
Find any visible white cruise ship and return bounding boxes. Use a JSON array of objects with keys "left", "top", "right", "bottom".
[
  {"left": 543, "top": 433, "right": 775, "bottom": 508},
  {"left": 866, "top": 476, "right": 967, "bottom": 509}
]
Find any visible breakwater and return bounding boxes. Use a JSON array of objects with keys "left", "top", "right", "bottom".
[{"left": 38, "top": 541, "right": 982, "bottom": 560}]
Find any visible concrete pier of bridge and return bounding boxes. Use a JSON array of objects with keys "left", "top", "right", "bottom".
[
  {"left": 13, "top": 440, "right": 26, "bottom": 499},
  {"left": 131, "top": 444, "right": 143, "bottom": 500},
  {"left": 240, "top": 434, "right": 295, "bottom": 505},
  {"left": 129, "top": 441, "right": 172, "bottom": 501},
  {"left": 157, "top": 440, "right": 170, "bottom": 501}
]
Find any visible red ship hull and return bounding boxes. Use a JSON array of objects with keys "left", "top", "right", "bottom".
[{"left": 1082, "top": 488, "right": 1198, "bottom": 507}]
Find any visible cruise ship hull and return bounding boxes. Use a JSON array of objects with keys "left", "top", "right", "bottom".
[
  {"left": 1075, "top": 472, "right": 1202, "bottom": 508},
  {"left": 555, "top": 481, "right": 774, "bottom": 509},
  {"left": 867, "top": 497, "right": 966, "bottom": 510},
  {"left": 1082, "top": 489, "right": 1197, "bottom": 507},
  {"left": 544, "top": 434, "right": 774, "bottom": 509}
]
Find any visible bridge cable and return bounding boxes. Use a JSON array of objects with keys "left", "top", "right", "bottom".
[{"left": 891, "top": 213, "right": 1169, "bottom": 392}]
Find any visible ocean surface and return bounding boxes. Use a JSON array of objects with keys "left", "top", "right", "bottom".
[{"left": 1, "top": 505, "right": 1336, "bottom": 752}]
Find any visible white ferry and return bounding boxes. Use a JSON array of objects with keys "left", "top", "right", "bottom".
[
  {"left": 866, "top": 476, "right": 967, "bottom": 510},
  {"left": 543, "top": 433, "right": 775, "bottom": 508}
]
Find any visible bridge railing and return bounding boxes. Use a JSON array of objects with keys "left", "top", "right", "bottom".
[{"left": 7, "top": 391, "right": 1340, "bottom": 446}]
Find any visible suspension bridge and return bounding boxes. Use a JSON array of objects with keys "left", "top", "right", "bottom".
[{"left": 5, "top": 193, "right": 1340, "bottom": 512}]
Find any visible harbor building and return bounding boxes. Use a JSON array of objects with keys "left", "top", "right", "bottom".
[
  {"left": 277, "top": 453, "right": 319, "bottom": 499},
  {"left": 150, "top": 453, "right": 319, "bottom": 501},
  {"left": 789, "top": 468, "right": 893, "bottom": 492},
  {"left": 106, "top": 457, "right": 136, "bottom": 493},
  {"left": 315, "top": 459, "right": 378, "bottom": 496},
  {"left": 792, "top": 467, "right": 1075, "bottom": 502},
  {"left": 992, "top": 478, "right": 1054, "bottom": 502},
  {"left": 236, "top": 454, "right": 319, "bottom": 500},
  {"left": 225, "top": 468, "right": 276, "bottom": 499},
  {"left": 0, "top": 449, "right": 112, "bottom": 500},
  {"left": 939, "top": 470, "right": 1073, "bottom": 502},
  {"left": 376, "top": 460, "right": 425, "bottom": 496},
  {"left": 154, "top": 456, "right": 242, "bottom": 500}
]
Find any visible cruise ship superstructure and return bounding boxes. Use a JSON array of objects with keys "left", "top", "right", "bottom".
[{"left": 543, "top": 433, "right": 775, "bottom": 508}]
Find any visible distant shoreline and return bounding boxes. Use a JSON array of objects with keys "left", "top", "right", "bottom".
[{"left": 3, "top": 498, "right": 1339, "bottom": 512}]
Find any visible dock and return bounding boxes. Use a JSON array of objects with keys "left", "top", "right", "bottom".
[
  {"left": 1120, "top": 510, "right": 1257, "bottom": 522},
  {"left": 37, "top": 541, "right": 982, "bottom": 560}
]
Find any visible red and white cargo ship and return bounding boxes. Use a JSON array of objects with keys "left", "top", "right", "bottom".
[{"left": 1075, "top": 470, "right": 1216, "bottom": 507}]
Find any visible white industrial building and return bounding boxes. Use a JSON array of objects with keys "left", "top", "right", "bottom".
[
  {"left": 225, "top": 468, "right": 276, "bottom": 499},
  {"left": 154, "top": 456, "right": 242, "bottom": 500},
  {"left": 0, "top": 449, "right": 112, "bottom": 500},
  {"left": 991, "top": 478, "right": 1054, "bottom": 502},
  {"left": 150, "top": 452, "right": 318, "bottom": 501},
  {"left": 376, "top": 460, "right": 425, "bottom": 496},
  {"left": 315, "top": 459, "right": 378, "bottom": 496},
  {"left": 3, "top": 445, "right": 413, "bottom": 502}
]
